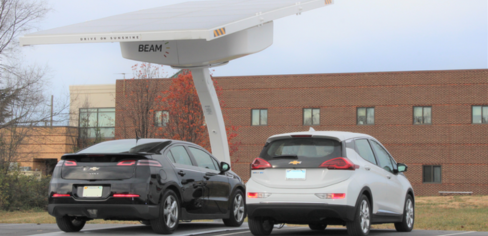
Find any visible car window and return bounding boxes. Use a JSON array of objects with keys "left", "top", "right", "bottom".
[
  {"left": 211, "top": 158, "right": 220, "bottom": 171},
  {"left": 355, "top": 139, "right": 377, "bottom": 164},
  {"left": 167, "top": 151, "right": 176, "bottom": 163},
  {"left": 369, "top": 140, "right": 394, "bottom": 173},
  {"left": 169, "top": 146, "right": 193, "bottom": 166},
  {"left": 189, "top": 147, "right": 218, "bottom": 171}
]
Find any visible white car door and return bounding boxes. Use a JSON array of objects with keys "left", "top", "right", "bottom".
[
  {"left": 353, "top": 139, "right": 389, "bottom": 214},
  {"left": 369, "top": 140, "right": 404, "bottom": 214}
]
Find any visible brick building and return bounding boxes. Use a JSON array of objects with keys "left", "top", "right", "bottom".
[{"left": 115, "top": 69, "right": 488, "bottom": 196}]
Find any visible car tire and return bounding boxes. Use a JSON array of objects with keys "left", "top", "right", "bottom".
[
  {"left": 346, "top": 195, "right": 371, "bottom": 236},
  {"left": 55, "top": 216, "right": 86, "bottom": 232},
  {"left": 248, "top": 217, "right": 274, "bottom": 235},
  {"left": 394, "top": 195, "right": 414, "bottom": 232},
  {"left": 150, "top": 190, "right": 180, "bottom": 234},
  {"left": 309, "top": 222, "right": 327, "bottom": 230},
  {"left": 223, "top": 189, "right": 246, "bottom": 227}
]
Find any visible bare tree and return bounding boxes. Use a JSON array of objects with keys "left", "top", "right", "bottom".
[{"left": 117, "top": 63, "right": 167, "bottom": 139}]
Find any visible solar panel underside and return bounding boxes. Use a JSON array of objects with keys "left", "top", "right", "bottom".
[{"left": 20, "top": 0, "right": 332, "bottom": 46}]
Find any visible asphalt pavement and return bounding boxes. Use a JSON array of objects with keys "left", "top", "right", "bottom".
[{"left": 0, "top": 223, "right": 486, "bottom": 236}]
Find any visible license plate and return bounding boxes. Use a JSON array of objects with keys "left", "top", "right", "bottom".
[
  {"left": 82, "top": 186, "right": 103, "bottom": 197},
  {"left": 286, "top": 169, "right": 306, "bottom": 180}
]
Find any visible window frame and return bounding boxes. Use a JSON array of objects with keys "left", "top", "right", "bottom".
[
  {"left": 357, "top": 107, "right": 375, "bottom": 125},
  {"left": 78, "top": 107, "right": 115, "bottom": 139},
  {"left": 472, "top": 105, "right": 488, "bottom": 124},
  {"left": 251, "top": 109, "right": 268, "bottom": 126},
  {"left": 155, "top": 110, "right": 169, "bottom": 127},
  {"left": 303, "top": 108, "right": 320, "bottom": 126},
  {"left": 422, "top": 165, "right": 442, "bottom": 183},
  {"left": 413, "top": 106, "right": 432, "bottom": 125}
]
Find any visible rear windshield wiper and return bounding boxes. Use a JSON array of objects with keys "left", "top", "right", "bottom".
[{"left": 272, "top": 155, "right": 298, "bottom": 159}]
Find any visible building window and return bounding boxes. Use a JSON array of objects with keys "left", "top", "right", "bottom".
[
  {"left": 423, "top": 165, "right": 441, "bottom": 183},
  {"left": 472, "top": 106, "right": 488, "bottom": 124},
  {"left": 357, "top": 107, "right": 374, "bottom": 125},
  {"left": 413, "top": 106, "right": 432, "bottom": 124},
  {"left": 303, "top": 108, "right": 320, "bottom": 126},
  {"left": 251, "top": 109, "right": 267, "bottom": 126},
  {"left": 79, "top": 108, "right": 115, "bottom": 138},
  {"left": 155, "top": 111, "right": 169, "bottom": 127}
]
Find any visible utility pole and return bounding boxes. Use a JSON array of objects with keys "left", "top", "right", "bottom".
[{"left": 50, "top": 95, "right": 53, "bottom": 127}]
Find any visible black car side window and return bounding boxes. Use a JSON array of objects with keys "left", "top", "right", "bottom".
[
  {"left": 188, "top": 147, "right": 218, "bottom": 171},
  {"left": 169, "top": 146, "right": 193, "bottom": 166},
  {"left": 369, "top": 140, "right": 394, "bottom": 173},
  {"left": 354, "top": 139, "right": 377, "bottom": 165}
]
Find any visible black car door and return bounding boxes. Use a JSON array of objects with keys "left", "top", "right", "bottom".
[
  {"left": 165, "top": 145, "right": 206, "bottom": 214},
  {"left": 187, "top": 146, "right": 231, "bottom": 215}
]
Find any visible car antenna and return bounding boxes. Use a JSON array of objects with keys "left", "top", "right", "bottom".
[{"left": 135, "top": 130, "right": 141, "bottom": 145}]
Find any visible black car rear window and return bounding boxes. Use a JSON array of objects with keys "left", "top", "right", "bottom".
[
  {"left": 260, "top": 138, "right": 342, "bottom": 160},
  {"left": 78, "top": 140, "right": 169, "bottom": 154}
]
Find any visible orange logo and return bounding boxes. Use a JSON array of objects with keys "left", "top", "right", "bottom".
[{"left": 289, "top": 161, "right": 302, "bottom": 165}]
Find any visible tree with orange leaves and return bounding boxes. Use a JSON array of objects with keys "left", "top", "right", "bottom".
[{"left": 156, "top": 71, "right": 240, "bottom": 157}]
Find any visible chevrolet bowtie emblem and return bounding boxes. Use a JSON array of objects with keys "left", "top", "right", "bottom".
[
  {"left": 289, "top": 161, "right": 302, "bottom": 165},
  {"left": 89, "top": 167, "right": 100, "bottom": 171}
]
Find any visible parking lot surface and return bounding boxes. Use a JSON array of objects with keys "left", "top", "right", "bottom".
[{"left": 0, "top": 223, "right": 486, "bottom": 236}]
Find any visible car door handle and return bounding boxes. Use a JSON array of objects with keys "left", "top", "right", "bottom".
[
  {"left": 178, "top": 171, "right": 186, "bottom": 176},
  {"left": 204, "top": 172, "right": 217, "bottom": 180},
  {"left": 365, "top": 167, "right": 371, "bottom": 171},
  {"left": 386, "top": 175, "right": 391, "bottom": 179}
]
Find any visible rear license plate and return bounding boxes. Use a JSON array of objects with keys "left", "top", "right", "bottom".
[
  {"left": 82, "top": 186, "right": 103, "bottom": 197},
  {"left": 286, "top": 169, "right": 306, "bottom": 180}
]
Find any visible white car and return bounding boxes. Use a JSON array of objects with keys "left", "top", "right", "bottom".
[{"left": 246, "top": 129, "right": 414, "bottom": 236}]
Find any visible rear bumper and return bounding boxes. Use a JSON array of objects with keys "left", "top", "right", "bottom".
[
  {"left": 247, "top": 203, "right": 355, "bottom": 224},
  {"left": 48, "top": 204, "right": 159, "bottom": 220}
]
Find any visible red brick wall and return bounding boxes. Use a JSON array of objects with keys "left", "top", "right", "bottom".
[{"left": 115, "top": 69, "right": 488, "bottom": 196}]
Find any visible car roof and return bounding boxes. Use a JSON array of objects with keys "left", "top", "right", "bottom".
[{"left": 266, "top": 129, "right": 373, "bottom": 143}]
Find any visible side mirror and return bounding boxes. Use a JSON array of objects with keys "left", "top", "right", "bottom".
[
  {"left": 220, "top": 162, "right": 230, "bottom": 173},
  {"left": 397, "top": 163, "right": 408, "bottom": 173}
]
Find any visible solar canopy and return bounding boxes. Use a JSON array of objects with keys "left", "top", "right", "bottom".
[{"left": 20, "top": 0, "right": 332, "bottom": 46}]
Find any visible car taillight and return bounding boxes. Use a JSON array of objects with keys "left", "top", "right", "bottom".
[
  {"left": 247, "top": 192, "right": 271, "bottom": 198},
  {"left": 113, "top": 194, "right": 140, "bottom": 198},
  {"left": 137, "top": 160, "right": 162, "bottom": 167},
  {"left": 53, "top": 193, "right": 71, "bottom": 197},
  {"left": 319, "top": 157, "right": 359, "bottom": 170},
  {"left": 64, "top": 160, "right": 77, "bottom": 166},
  {"left": 117, "top": 160, "right": 136, "bottom": 166},
  {"left": 251, "top": 158, "right": 272, "bottom": 170},
  {"left": 315, "top": 193, "right": 346, "bottom": 199}
]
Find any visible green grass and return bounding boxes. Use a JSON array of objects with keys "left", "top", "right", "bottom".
[{"left": 1, "top": 196, "right": 487, "bottom": 231}]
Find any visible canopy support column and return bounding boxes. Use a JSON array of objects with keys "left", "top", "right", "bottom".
[{"left": 190, "top": 67, "right": 230, "bottom": 164}]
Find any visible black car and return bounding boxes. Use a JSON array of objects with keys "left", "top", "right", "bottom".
[{"left": 49, "top": 139, "right": 246, "bottom": 234}]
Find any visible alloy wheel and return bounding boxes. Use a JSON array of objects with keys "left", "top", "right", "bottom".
[
  {"left": 163, "top": 195, "right": 178, "bottom": 228},
  {"left": 406, "top": 199, "right": 414, "bottom": 228},
  {"left": 233, "top": 194, "right": 245, "bottom": 222},
  {"left": 359, "top": 199, "right": 370, "bottom": 234}
]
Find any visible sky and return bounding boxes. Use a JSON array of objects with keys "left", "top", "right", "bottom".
[{"left": 20, "top": 0, "right": 488, "bottom": 99}]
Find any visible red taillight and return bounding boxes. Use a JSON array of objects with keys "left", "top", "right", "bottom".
[
  {"left": 64, "top": 160, "right": 77, "bottom": 166},
  {"left": 137, "top": 160, "right": 162, "bottom": 167},
  {"left": 319, "top": 157, "right": 359, "bottom": 170},
  {"left": 251, "top": 158, "right": 272, "bottom": 170},
  {"left": 291, "top": 135, "right": 312, "bottom": 138},
  {"left": 117, "top": 160, "right": 136, "bottom": 166},
  {"left": 247, "top": 192, "right": 258, "bottom": 198},
  {"left": 113, "top": 194, "right": 140, "bottom": 198},
  {"left": 330, "top": 193, "right": 346, "bottom": 199},
  {"left": 53, "top": 193, "right": 71, "bottom": 197}
]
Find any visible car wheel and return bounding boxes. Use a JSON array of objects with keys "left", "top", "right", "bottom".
[
  {"left": 223, "top": 189, "right": 246, "bottom": 226},
  {"left": 394, "top": 195, "right": 414, "bottom": 232},
  {"left": 248, "top": 217, "right": 274, "bottom": 235},
  {"left": 309, "top": 222, "right": 327, "bottom": 230},
  {"left": 346, "top": 195, "right": 371, "bottom": 236},
  {"left": 55, "top": 216, "right": 86, "bottom": 232},
  {"left": 150, "top": 190, "right": 180, "bottom": 234}
]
